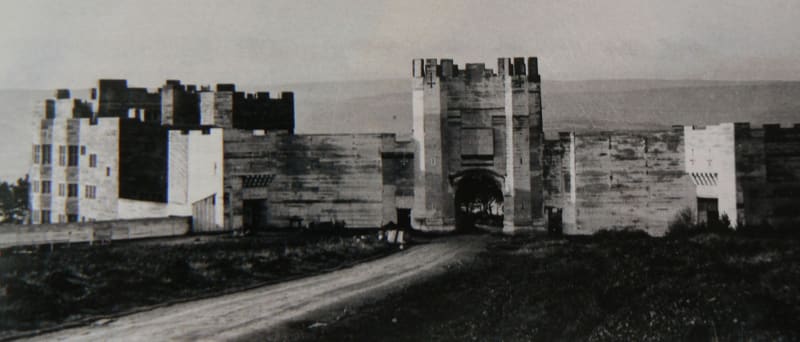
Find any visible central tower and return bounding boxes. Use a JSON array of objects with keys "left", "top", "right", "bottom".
[{"left": 411, "top": 57, "right": 544, "bottom": 233}]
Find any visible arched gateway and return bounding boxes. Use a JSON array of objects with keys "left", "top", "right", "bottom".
[
  {"left": 411, "top": 57, "right": 545, "bottom": 233},
  {"left": 451, "top": 169, "right": 505, "bottom": 231}
]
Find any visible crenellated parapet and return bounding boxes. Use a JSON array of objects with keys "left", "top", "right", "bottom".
[
  {"left": 43, "top": 89, "right": 96, "bottom": 120},
  {"left": 197, "top": 83, "right": 295, "bottom": 133},
  {"left": 231, "top": 90, "right": 294, "bottom": 133},
  {"left": 160, "top": 80, "right": 201, "bottom": 126},
  {"left": 412, "top": 57, "right": 540, "bottom": 82},
  {"left": 38, "top": 79, "right": 295, "bottom": 134}
]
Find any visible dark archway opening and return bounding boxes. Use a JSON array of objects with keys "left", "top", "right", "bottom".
[
  {"left": 243, "top": 199, "right": 269, "bottom": 231},
  {"left": 454, "top": 171, "right": 504, "bottom": 232}
]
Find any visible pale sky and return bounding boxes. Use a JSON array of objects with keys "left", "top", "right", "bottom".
[{"left": 2, "top": 0, "right": 800, "bottom": 89}]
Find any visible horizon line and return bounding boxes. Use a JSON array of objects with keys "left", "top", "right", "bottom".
[{"left": 2, "top": 77, "right": 800, "bottom": 92}]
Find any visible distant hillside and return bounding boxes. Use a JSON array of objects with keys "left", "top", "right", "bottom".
[
  {"left": 543, "top": 80, "right": 800, "bottom": 132},
  {"left": 2, "top": 79, "right": 800, "bottom": 180},
  {"left": 249, "top": 79, "right": 412, "bottom": 136},
  {"left": 270, "top": 79, "right": 800, "bottom": 135}
]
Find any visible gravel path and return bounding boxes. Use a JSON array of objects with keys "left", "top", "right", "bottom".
[{"left": 29, "top": 236, "right": 484, "bottom": 341}]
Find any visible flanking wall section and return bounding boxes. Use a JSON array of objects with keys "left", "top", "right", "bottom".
[
  {"left": 224, "top": 130, "right": 413, "bottom": 230},
  {"left": 0, "top": 217, "right": 191, "bottom": 248},
  {"left": 544, "top": 128, "right": 696, "bottom": 236}
]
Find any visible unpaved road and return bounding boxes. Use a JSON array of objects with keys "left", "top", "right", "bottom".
[{"left": 29, "top": 236, "right": 484, "bottom": 341}]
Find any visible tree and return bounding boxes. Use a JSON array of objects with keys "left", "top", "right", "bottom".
[
  {"left": 0, "top": 175, "right": 29, "bottom": 224},
  {"left": 455, "top": 172, "right": 504, "bottom": 227}
]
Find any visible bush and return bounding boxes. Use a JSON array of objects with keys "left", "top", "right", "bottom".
[
  {"left": 666, "top": 208, "right": 734, "bottom": 238},
  {"left": 666, "top": 207, "right": 696, "bottom": 237},
  {"left": 593, "top": 227, "right": 651, "bottom": 240},
  {"left": 737, "top": 221, "right": 800, "bottom": 238}
]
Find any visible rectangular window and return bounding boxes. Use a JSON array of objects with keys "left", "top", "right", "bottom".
[
  {"left": 67, "top": 214, "right": 78, "bottom": 223},
  {"left": 89, "top": 154, "right": 97, "bottom": 168},
  {"left": 106, "top": 167, "right": 111, "bottom": 177},
  {"left": 58, "top": 183, "right": 66, "bottom": 197},
  {"left": 68, "top": 145, "right": 79, "bottom": 166},
  {"left": 33, "top": 145, "right": 41, "bottom": 164},
  {"left": 42, "top": 145, "right": 52, "bottom": 165},
  {"left": 58, "top": 145, "right": 66, "bottom": 166},
  {"left": 41, "top": 210, "right": 51, "bottom": 224},
  {"left": 67, "top": 183, "right": 78, "bottom": 198},
  {"left": 33, "top": 181, "right": 39, "bottom": 193},
  {"left": 32, "top": 210, "right": 39, "bottom": 223},
  {"left": 84, "top": 185, "right": 97, "bottom": 199},
  {"left": 58, "top": 214, "right": 65, "bottom": 223},
  {"left": 41, "top": 181, "right": 51, "bottom": 194},
  {"left": 80, "top": 146, "right": 86, "bottom": 155}
]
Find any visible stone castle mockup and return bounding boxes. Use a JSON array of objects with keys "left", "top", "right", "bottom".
[{"left": 28, "top": 58, "right": 800, "bottom": 236}]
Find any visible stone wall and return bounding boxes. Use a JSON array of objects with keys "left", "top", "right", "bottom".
[
  {"left": 30, "top": 79, "right": 290, "bottom": 228},
  {"left": 381, "top": 139, "right": 415, "bottom": 226},
  {"left": 160, "top": 80, "right": 200, "bottom": 126},
  {"left": 119, "top": 119, "right": 168, "bottom": 202},
  {"left": 224, "top": 130, "right": 405, "bottom": 229},
  {"left": 31, "top": 100, "right": 122, "bottom": 224},
  {"left": 543, "top": 133, "right": 576, "bottom": 232},
  {"left": 212, "top": 86, "right": 235, "bottom": 128},
  {"left": 736, "top": 124, "right": 800, "bottom": 229},
  {"left": 96, "top": 79, "right": 129, "bottom": 118},
  {"left": 232, "top": 91, "right": 294, "bottom": 133},
  {"left": 199, "top": 91, "right": 216, "bottom": 126},
  {"left": 411, "top": 57, "right": 543, "bottom": 232},
  {"left": 167, "top": 128, "right": 225, "bottom": 230},
  {"left": 684, "top": 124, "right": 738, "bottom": 223},
  {"left": 0, "top": 216, "right": 190, "bottom": 248},
  {"left": 544, "top": 129, "right": 695, "bottom": 236},
  {"left": 117, "top": 198, "right": 171, "bottom": 219},
  {"left": 78, "top": 117, "right": 120, "bottom": 221},
  {"left": 96, "top": 79, "right": 161, "bottom": 122}
]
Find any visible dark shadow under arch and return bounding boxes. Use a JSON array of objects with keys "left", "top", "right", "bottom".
[{"left": 453, "top": 169, "right": 504, "bottom": 231}]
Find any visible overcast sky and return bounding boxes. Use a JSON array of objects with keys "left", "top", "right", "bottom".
[{"left": 2, "top": 0, "right": 800, "bottom": 89}]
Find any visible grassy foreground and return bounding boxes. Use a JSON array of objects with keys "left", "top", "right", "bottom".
[
  {"left": 288, "top": 232, "right": 800, "bottom": 341},
  {"left": 0, "top": 232, "right": 392, "bottom": 338}
]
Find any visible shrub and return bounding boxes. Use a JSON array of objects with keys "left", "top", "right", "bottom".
[
  {"left": 736, "top": 220, "right": 800, "bottom": 239},
  {"left": 718, "top": 214, "right": 732, "bottom": 231},
  {"left": 666, "top": 207, "right": 695, "bottom": 237},
  {"left": 593, "top": 227, "right": 651, "bottom": 240},
  {"left": 666, "top": 208, "right": 734, "bottom": 238}
]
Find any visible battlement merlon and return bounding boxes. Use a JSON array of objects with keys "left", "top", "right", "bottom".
[
  {"left": 212, "top": 82, "right": 293, "bottom": 101},
  {"left": 43, "top": 96, "right": 95, "bottom": 120},
  {"left": 412, "top": 57, "right": 541, "bottom": 82}
]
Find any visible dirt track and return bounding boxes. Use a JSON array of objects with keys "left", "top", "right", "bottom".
[{"left": 29, "top": 236, "right": 484, "bottom": 341}]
